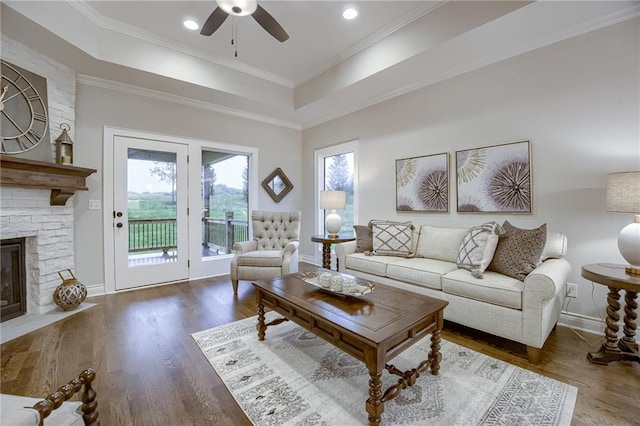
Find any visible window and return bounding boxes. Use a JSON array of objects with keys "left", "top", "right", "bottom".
[
  {"left": 316, "top": 141, "right": 358, "bottom": 238},
  {"left": 201, "top": 150, "right": 249, "bottom": 258}
]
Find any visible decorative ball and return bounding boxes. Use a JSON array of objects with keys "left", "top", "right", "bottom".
[
  {"left": 330, "top": 275, "right": 344, "bottom": 292},
  {"left": 343, "top": 279, "right": 357, "bottom": 294},
  {"left": 319, "top": 272, "right": 333, "bottom": 288}
]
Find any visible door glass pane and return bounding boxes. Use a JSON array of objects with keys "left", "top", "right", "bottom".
[
  {"left": 324, "top": 152, "right": 354, "bottom": 237},
  {"left": 201, "top": 151, "right": 249, "bottom": 258},
  {"left": 127, "top": 149, "right": 178, "bottom": 266}
]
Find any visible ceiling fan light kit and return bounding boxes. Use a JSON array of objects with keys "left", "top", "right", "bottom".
[
  {"left": 217, "top": 0, "right": 257, "bottom": 17},
  {"left": 201, "top": 0, "right": 289, "bottom": 44}
]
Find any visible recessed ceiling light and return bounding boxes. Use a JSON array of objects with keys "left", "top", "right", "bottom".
[
  {"left": 343, "top": 8, "right": 358, "bottom": 20},
  {"left": 183, "top": 19, "right": 199, "bottom": 31}
]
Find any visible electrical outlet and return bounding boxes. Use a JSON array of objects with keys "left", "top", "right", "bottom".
[
  {"left": 566, "top": 283, "right": 578, "bottom": 298},
  {"left": 88, "top": 199, "right": 101, "bottom": 210}
]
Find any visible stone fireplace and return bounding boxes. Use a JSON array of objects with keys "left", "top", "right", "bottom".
[{"left": 0, "top": 156, "right": 96, "bottom": 316}]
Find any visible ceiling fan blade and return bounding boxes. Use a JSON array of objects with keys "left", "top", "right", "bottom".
[
  {"left": 200, "top": 7, "right": 228, "bottom": 36},
  {"left": 252, "top": 5, "right": 289, "bottom": 42}
]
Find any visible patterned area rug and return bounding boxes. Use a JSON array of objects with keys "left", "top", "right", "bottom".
[{"left": 192, "top": 312, "right": 577, "bottom": 425}]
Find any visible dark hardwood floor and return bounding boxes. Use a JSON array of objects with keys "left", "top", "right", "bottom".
[{"left": 1, "top": 263, "right": 639, "bottom": 425}]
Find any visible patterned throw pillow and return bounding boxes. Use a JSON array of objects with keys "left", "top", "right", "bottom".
[
  {"left": 457, "top": 222, "right": 504, "bottom": 279},
  {"left": 488, "top": 221, "right": 547, "bottom": 281},
  {"left": 371, "top": 221, "right": 415, "bottom": 257},
  {"left": 353, "top": 225, "right": 373, "bottom": 253}
]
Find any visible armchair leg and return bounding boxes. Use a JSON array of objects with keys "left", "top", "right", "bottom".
[{"left": 232, "top": 279, "right": 239, "bottom": 294}]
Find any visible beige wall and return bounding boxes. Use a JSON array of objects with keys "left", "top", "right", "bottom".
[
  {"left": 73, "top": 83, "right": 301, "bottom": 288},
  {"left": 301, "top": 18, "right": 640, "bottom": 327}
]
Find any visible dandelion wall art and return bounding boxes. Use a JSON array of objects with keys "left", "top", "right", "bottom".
[
  {"left": 456, "top": 141, "right": 531, "bottom": 213},
  {"left": 396, "top": 152, "right": 449, "bottom": 212}
]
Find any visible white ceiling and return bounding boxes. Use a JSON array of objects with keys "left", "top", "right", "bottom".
[{"left": 2, "top": 1, "right": 639, "bottom": 129}]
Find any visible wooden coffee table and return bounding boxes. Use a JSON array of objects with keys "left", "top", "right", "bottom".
[{"left": 253, "top": 270, "right": 448, "bottom": 425}]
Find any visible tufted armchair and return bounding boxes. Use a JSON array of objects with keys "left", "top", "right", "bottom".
[{"left": 230, "top": 210, "right": 301, "bottom": 293}]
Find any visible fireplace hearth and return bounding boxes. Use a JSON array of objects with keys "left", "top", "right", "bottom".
[{"left": 1, "top": 238, "right": 27, "bottom": 322}]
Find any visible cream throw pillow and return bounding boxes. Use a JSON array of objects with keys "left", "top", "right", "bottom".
[
  {"left": 371, "top": 221, "right": 415, "bottom": 257},
  {"left": 457, "top": 222, "right": 504, "bottom": 279}
]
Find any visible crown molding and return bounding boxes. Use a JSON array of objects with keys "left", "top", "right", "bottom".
[
  {"left": 294, "top": 1, "right": 445, "bottom": 87},
  {"left": 301, "top": 2, "right": 640, "bottom": 130},
  {"left": 76, "top": 74, "right": 301, "bottom": 130}
]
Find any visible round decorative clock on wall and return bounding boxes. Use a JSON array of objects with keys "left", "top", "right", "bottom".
[{"left": 0, "top": 60, "right": 49, "bottom": 154}]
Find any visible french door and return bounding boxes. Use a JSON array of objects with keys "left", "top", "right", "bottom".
[{"left": 113, "top": 136, "right": 189, "bottom": 290}]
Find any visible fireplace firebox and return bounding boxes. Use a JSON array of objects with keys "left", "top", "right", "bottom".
[{"left": 1, "top": 238, "right": 27, "bottom": 322}]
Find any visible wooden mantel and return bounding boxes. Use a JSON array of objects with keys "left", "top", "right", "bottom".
[{"left": 0, "top": 155, "right": 97, "bottom": 206}]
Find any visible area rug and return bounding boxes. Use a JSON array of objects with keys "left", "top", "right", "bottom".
[{"left": 192, "top": 312, "right": 577, "bottom": 425}]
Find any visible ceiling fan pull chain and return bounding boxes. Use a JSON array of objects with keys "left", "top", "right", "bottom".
[
  {"left": 235, "top": 21, "right": 239, "bottom": 58},
  {"left": 231, "top": 16, "right": 235, "bottom": 45}
]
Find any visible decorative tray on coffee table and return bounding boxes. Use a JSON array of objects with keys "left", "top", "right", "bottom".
[{"left": 299, "top": 272, "right": 374, "bottom": 297}]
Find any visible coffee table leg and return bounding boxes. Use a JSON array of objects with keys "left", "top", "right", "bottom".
[
  {"left": 257, "top": 302, "right": 266, "bottom": 341},
  {"left": 366, "top": 370, "right": 383, "bottom": 426},
  {"left": 429, "top": 329, "right": 442, "bottom": 375}
]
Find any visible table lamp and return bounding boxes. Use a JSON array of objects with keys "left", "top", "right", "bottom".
[
  {"left": 320, "top": 190, "right": 347, "bottom": 238},
  {"left": 606, "top": 171, "right": 640, "bottom": 275}
]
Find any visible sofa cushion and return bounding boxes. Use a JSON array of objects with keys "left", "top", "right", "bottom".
[
  {"left": 456, "top": 222, "right": 503, "bottom": 279},
  {"left": 371, "top": 221, "right": 415, "bottom": 257},
  {"left": 416, "top": 225, "right": 469, "bottom": 262},
  {"left": 386, "top": 258, "right": 458, "bottom": 290},
  {"left": 235, "top": 250, "right": 284, "bottom": 267},
  {"left": 488, "top": 221, "right": 547, "bottom": 281},
  {"left": 442, "top": 269, "right": 523, "bottom": 310},
  {"left": 353, "top": 225, "right": 373, "bottom": 253},
  {"left": 345, "top": 253, "right": 405, "bottom": 276}
]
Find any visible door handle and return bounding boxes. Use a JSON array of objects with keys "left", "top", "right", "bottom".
[
  {"left": 116, "top": 212, "right": 123, "bottom": 217},
  {"left": 116, "top": 223, "right": 123, "bottom": 228}
]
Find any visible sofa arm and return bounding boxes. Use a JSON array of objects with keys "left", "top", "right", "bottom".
[
  {"left": 335, "top": 241, "right": 357, "bottom": 272},
  {"left": 523, "top": 258, "right": 572, "bottom": 306},
  {"left": 232, "top": 240, "right": 258, "bottom": 254}
]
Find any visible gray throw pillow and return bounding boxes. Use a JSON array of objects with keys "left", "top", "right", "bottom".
[
  {"left": 488, "top": 221, "right": 547, "bottom": 281},
  {"left": 353, "top": 225, "right": 373, "bottom": 253}
]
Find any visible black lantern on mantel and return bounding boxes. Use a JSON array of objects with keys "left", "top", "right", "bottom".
[{"left": 55, "top": 123, "right": 74, "bottom": 165}]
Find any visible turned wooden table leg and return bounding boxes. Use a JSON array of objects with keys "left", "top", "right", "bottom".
[
  {"left": 366, "top": 370, "right": 383, "bottom": 426},
  {"left": 429, "top": 329, "right": 442, "bottom": 375},
  {"left": 322, "top": 243, "right": 332, "bottom": 269},
  {"left": 619, "top": 290, "right": 638, "bottom": 353},
  {"left": 257, "top": 302, "right": 266, "bottom": 341},
  {"left": 588, "top": 286, "right": 622, "bottom": 364}
]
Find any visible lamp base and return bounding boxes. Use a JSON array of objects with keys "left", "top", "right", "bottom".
[
  {"left": 325, "top": 211, "right": 342, "bottom": 238},
  {"left": 626, "top": 266, "right": 640, "bottom": 276},
  {"left": 618, "top": 220, "right": 640, "bottom": 276}
]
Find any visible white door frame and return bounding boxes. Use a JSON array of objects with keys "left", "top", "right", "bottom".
[{"left": 103, "top": 127, "right": 259, "bottom": 293}]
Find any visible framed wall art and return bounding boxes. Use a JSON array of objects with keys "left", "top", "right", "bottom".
[
  {"left": 396, "top": 152, "right": 449, "bottom": 212},
  {"left": 456, "top": 140, "right": 531, "bottom": 213}
]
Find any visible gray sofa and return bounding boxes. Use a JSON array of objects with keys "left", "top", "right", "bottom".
[{"left": 335, "top": 224, "right": 571, "bottom": 364}]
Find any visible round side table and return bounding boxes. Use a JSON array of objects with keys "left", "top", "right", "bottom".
[
  {"left": 311, "top": 235, "right": 355, "bottom": 270},
  {"left": 581, "top": 263, "right": 640, "bottom": 365}
]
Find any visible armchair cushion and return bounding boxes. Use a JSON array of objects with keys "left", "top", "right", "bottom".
[
  {"left": 235, "top": 250, "right": 285, "bottom": 267},
  {"left": 1, "top": 394, "right": 84, "bottom": 426}
]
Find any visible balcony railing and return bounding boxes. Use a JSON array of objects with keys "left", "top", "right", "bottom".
[{"left": 128, "top": 215, "right": 248, "bottom": 255}]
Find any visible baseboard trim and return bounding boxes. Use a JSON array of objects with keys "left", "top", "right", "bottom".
[{"left": 558, "top": 311, "right": 603, "bottom": 335}]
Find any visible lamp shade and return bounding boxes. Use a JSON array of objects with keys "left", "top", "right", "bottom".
[
  {"left": 606, "top": 171, "right": 640, "bottom": 275},
  {"left": 320, "top": 190, "right": 347, "bottom": 210},
  {"left": 607, "top": 171, "right": 640, "bottom": 213}
]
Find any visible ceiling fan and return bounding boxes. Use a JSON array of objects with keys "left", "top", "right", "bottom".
[{"left": 200, "top": 0, "right": 289, "bottom": 43}]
